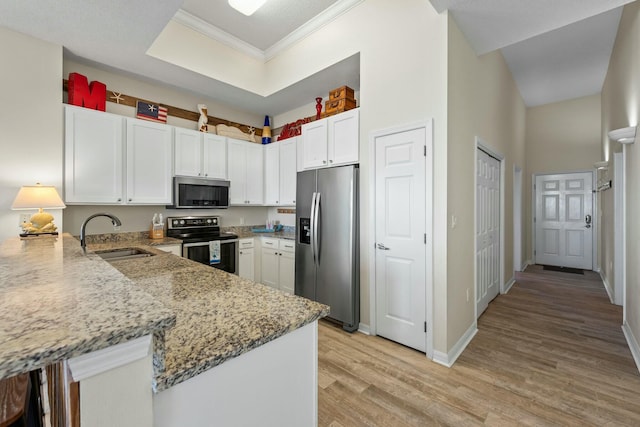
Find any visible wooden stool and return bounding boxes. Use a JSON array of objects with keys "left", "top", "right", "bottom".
[{"left": 0, "top": 373, "right": 29, "bottom": 427}]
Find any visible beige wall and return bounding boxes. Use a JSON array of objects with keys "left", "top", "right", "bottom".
[
  {"left": 0, "top": 28, "right": 63, "bottom": 242},
  {"left": 601, "top": 2, "right": 640, "bottom": 355},
  {"left": 447, "top": 17, "right": 526, "bottom": 349},
  {"left": 524, "top": 94, "right": 602, "bottom": 262}
]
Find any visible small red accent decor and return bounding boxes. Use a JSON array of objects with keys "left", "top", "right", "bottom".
[
  {"left": 278, "top": 118, "right": 311, "bottom": 141},
  {"left": 315, "top": 97, "right": 323, "bottom": 120},
  {"left": 67, "top": 72, "right": 106, "bottom": 111}
]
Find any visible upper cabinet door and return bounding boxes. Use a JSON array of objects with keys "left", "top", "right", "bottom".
[
  {"left": 174, "top": 128, "right": 202, "bottom": 177},
  {"left": 264, "top": 143, "right": 280, "bottom": 205},
  {"left": 245, "top": 142, "right": 264, "bottom": 205},
  {"left": 64, "top": 105, "right": 124, "bottom": 204},
  {"left": 328, "top": 108, "right": 359, "bottom": 166},
  {"left": 279, "top": 138, "right": 297, "bottom": 206},
  {"left": 125, "top": 118, "right": 173, "bottom": 204},
  {"left": 202, "top": 134, "right": 227, "bottom": 179},
  {"left": 227, "top": 139, "right": 248, "bottom": 205},
  {"left": 301, "top": 119, "right": 328, "bottom": 169}
]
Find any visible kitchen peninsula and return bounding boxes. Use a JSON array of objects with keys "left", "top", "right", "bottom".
[{"left": 0, "top": 233, "right": 328, "bottom": 426}]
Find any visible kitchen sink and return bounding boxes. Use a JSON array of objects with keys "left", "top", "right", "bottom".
[{"left": 95, "top": 248, "right": 155, "bottom": 262}]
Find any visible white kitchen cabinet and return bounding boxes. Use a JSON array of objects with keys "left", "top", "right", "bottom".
[
  {"left": 238, "top": 238, "right": 255, "bottom": 281},
  {"left": 125, "top": 118, "right": 173, "bottom": 204},
  {"left": 264, "top": 144, "right": 280, "bottom": 205},
  {"left": 64, "top": 105, "right": 124, "bottom": 204},
  {"left": 156, "top": 244, "right": 182, "bottom": 256},
  {"left": 278, "top": 239, "right": 295, "bottom": 294},
  {"left": 300, "top": 109, "right": 359, "bottom": 170},
  {"left": 175, "top": 129, "right": 227, "bottom": 179},
  {"left": 228, "top": 138, "right": 264, "bottom": 205},
  {"left": 279, "top": 138, "right": 297, "bottom": 205},
  {"left": 300, "top": 120, "right": 328, "bottom": 169},
  {"left": 260, "top": 237, "right": 295, "bottom": 293},
  {"left": 202, "top": 134, "right": 227, "bottom": 179},
  {"left": 264, "top": 138, "right": 297, "bottom": 206},
  {"left": 260, "top": 237, "right": 279, "bottom": 289}
]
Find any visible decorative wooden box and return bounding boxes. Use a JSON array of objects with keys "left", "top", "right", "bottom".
[
  {"left": 324, "top": 98, "right": 357, "bottom": 116},
  {"left": 329, "top": 85, "right": 355, "bottom": 102}
]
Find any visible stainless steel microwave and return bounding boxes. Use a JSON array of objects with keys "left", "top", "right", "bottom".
[{"left": 169, "top": 176, "right": 230, "bottom": 209}]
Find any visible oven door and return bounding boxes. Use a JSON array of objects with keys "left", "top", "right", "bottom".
[{"left": 183, "top": 239, "right": 238, "bottom": 274}]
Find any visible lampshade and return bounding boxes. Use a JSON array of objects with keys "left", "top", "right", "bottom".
[
  {"left": 11, "top": 184, "right": 66, "bottom": 210},
  {"left": 594, "top": 161, "right": 609, "bottom": 170},
  {"left": 608, "top": 126, "right": 636, "bottom": 144},
  {"left": 228, "top": 0, "right": 268, "bottom": 15}
]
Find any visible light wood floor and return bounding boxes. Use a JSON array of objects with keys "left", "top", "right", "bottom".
[{"left": 317, "top": 265, "right": 640, "bottom": 426}]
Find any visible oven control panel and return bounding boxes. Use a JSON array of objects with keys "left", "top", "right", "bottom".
[{"left": 167, "top": 216, "right": 219, "bottom": 229}]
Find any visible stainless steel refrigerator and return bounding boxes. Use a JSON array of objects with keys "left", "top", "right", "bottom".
[{"left": 295, "top": 165, "right": 359, "bottom": 332}]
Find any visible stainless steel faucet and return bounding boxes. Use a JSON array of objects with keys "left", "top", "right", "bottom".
[{"left": 80, "top": 212, "right": 122, "bottom": 250}]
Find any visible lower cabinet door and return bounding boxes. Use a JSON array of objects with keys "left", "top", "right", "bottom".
[
  {"left": 260, "top": 248, "right": 279, "bottom": 289},
  {"left": 279, "top": 250, "right": 295, "bottom": 294},
  {"left": 239, "top": 247, "right": 255, "bottom": 281}
]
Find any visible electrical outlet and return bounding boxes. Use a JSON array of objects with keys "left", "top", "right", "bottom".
[
  {"left": 239, "top": 217, "right": 245, "bottom": 225},
  {"left": 19, "top": 214, "right": 30, "bottom": 227},
  {"left": 466, "top": 288, "right": 470, "bottom": 302}
]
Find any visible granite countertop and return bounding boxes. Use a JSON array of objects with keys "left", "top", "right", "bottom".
[
  {"left": 87, "top": 236, "right": 328, "bottom": 392},
  {"left": 0, "top": 234, "right": 176, "bottom": 380},
  {"left": 1, "top": 231, "right": 327, "bottom": 390},
  {"left": 223, "top": 226, "right": 296, "bottom": 240}
]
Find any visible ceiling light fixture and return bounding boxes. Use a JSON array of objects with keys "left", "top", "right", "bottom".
[
  {"left": 608, "top": 126, "right": 636, "bottom": 144},
  {"left": 228, "top": 0, "right": 268, "bottom": 16}
]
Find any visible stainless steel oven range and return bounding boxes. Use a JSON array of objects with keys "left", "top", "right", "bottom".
[{"left": 166, "top": 216, "right": 238, "bottom": 274}]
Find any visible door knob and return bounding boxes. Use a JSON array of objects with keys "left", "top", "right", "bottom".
[{"left": 377, "top": 243, "right": 390, "bottom": 250}]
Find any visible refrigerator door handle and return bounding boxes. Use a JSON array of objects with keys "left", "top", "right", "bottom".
[
  {"left": 314, "top": 192, "right": 321, "bottom": 266},
  {"left": 310, "top": 192, "right": 318, "bottom": 265}
]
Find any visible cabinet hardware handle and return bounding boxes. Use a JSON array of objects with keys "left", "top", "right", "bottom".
[
  {"left": 323, "top": 160, "right": 327, "bottom": 164},
  {"left": 128, "top": 198, "right": 132, "bottom": 202},
  {"left": 117, "top": 198, "right": 122, "bottom": 202},
  {"left": 329, "top": 160, "right": 333, "bottom": 163}
]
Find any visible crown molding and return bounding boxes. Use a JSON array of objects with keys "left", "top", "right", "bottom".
[
  {"left": 265, "top": 0, "right": 365, "bottom": 60},
  {"left": 173, "top": 9, "right": 266, "bottom": 61},
  {"left": 173, "top": 0, "right": 364, "bottom": 63}
]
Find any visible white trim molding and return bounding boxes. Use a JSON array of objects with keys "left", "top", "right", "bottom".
[
  {"left": 358, "top": 323, "right": 371, "bottom": 335},
  {"left": 622, "top": 322, "right": 640, "bottom": 374},
  {"left": 600, "top": 270, "right": 614, "bottom": 304},
  {"left": 503, "top": 277, "right": 516, "bottom": 294},
  {"left": 173, "top": 1, "right": 365, "bottom": 62},
  {"left": 433, "top": 322, "right": 478, "bottom": 368},
  {"left": 67, "top": 335, "right": 151, "bottom": 382}
]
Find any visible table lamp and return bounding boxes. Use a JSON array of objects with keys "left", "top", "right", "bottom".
[{"left": 11, "top": 183, "right": 66, "bottom": 237}]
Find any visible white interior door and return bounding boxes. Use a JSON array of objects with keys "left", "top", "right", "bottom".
[
  {"left": 375, "top": 127, "right": 426, "bottom": 352},
  {"left": 476, "top": 149, "right": 501, "bottom": 316},
  {"left": 535, "top": 172, "right": 593, "bottom": 269}
]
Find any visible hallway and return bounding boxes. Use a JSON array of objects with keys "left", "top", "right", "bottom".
[{"left": 317, "top": 266, "right": 640, "bottom": 426}]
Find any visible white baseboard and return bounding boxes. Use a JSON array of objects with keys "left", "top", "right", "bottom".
[
  {"left": 503, "top": 277, "right": 515, "bottom": 294},
  {"left": 521, "top": 260, "right": 531, "bottom": 271},
  {"left": 432, "top": 321, "right": 477, "bottom": 368},
  {"left": 622, "top": 322, "right": 640, "bottom": 374},
  {"left": 358, "top": 323, "right": 371, "bottom": 335},
  {"left": 599, "top": 270, "right": 614, "bottom": 304}
]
